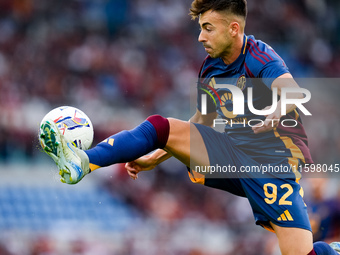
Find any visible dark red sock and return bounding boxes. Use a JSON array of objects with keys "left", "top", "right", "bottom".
[{"left": 146, "top": 115, "right": 170, "bottom": 148}]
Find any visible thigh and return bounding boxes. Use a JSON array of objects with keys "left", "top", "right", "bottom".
[
  {"left": 271, "top": 223, "right": 313, "bottom": 255},
  {"left": 242, "top": 176, "right": 313, "bottom": 255},
  {"left": 164, "top": 118, "right": 210, "bottom": 169},
  {"left": 181, "top": 123, "right": 249, "bottom": 196},
  {"left": 242, "top": 176, "right": 311, "bottom": 232}
]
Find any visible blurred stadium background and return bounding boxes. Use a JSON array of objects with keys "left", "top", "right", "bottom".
[{"left": 0, "top": 0, "right": 340, "bottom": 254}]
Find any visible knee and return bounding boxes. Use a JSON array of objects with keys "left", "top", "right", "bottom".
[
  {"left": 146, "top": 115, "right": 170, "bottom": 149},
  {"left": 146, "top": 115, "right": 169, "bottom": 131}
]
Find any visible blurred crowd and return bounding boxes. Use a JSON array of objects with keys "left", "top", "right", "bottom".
[{"left": 0, "top": 0, "right": 339, "bottom": 254}]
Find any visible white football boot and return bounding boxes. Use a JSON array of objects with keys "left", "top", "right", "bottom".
[
  {"left": 39, "top": 120, "right": 90, "bottom": 184},
  {"left": 330, "top": 242, "right": 340, "bottom": 254}
]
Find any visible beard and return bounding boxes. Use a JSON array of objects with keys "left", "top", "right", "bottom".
[{"left": 203, "top": 42, "right": 231, "bottom": 59}]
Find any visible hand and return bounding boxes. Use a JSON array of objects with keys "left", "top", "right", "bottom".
[
  {"left": 252, "top": 106, "right": 282, "bottom": 134},
  {"left": 125, "top": 155, "right": 157, "bottom": 180}
]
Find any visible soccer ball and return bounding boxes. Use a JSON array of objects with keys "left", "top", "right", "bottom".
[{"left": 40, "top": 106, "right": 94, "bottom": 150}]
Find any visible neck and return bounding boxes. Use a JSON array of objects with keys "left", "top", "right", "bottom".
[{"left": 221, "top": 34, "right": 244, "bottom": 65}]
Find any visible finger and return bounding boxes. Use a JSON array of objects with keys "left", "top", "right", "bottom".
[
  {"left": 126, "top": 163, "right": 141, "bottom": 173},
  {"left": 127, "top": 169, "right": 138, "bottom": 180},
  {"left": 126, "top": 161, "right": 139, "bottom": 170},
  {"left": 252, "top": 125, "right": 272, "bottom": 134},
  {"left": 252, "top": 121, "right": 268, "bottom": 130},
  {"left": 252, "top": 126, "right": 262, "bottom": 134},
  {"left": 252, "top": 122, "right": 263, "bottom": 128},
  {"left": 125, "top": 162, "right": 140, "bottom": 180},
  {"left": 125, "top": 162, "right": 134, "bottom": 170},
  {"left": 126, "top": 165, "right": 139, "bottom": 174},
  {"left": 125, "top": 161, "right": 136, "bottom": 168},
  {"left": 253, "top": 127, "right": 266, "bottom": 134}
]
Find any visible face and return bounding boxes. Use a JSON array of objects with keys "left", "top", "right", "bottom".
[{"left": 198, "top": 10, "right": 234, "bottom": 58}]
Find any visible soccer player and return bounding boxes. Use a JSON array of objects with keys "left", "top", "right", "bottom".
[{"left": 39, "top": 0, "right": 339, "bottom": 254}]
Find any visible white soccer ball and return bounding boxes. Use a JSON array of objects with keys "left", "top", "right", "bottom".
[{"left": 40, "top": 106, "right": 94, "bottom": 150}]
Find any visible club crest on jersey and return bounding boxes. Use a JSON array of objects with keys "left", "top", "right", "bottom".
[{"left": 236, "top": 75, "right": 246, "bottom": 90}]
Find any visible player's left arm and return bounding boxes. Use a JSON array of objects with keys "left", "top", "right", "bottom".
[{"left": 252, "top": 72, "right": 303, "bottom": 134}]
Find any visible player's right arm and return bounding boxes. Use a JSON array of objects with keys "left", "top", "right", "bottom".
[{"left": 126, "top": 109, "right": 217, "bottom": 179}]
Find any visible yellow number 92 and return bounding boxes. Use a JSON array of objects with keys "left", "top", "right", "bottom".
[{"left": 263, "top": 183, "right": 293, "bottom": 205}]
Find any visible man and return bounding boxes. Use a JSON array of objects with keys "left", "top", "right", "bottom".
[{"left": 39, "top": 0, "right": 339, "bottom": 254}]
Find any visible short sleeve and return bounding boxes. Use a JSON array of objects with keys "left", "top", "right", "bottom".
[
  {"left": 259, "top": 60, "right": 290, "bottom": 89},
  {"left": 245, "top": 37, "right": 290, "bottom": 89}
]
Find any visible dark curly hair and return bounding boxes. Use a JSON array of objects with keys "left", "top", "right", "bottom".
[{"left": 189, "top": 0, "right": 247, "bottom": 20}]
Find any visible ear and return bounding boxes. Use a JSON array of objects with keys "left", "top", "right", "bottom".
[{"left": 229, "top": 22, "right": 240, "bottom": 37}]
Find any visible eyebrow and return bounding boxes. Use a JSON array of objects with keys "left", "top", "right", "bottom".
[{"left": 200, "top": 22, "right": 213, "bottom": 28}]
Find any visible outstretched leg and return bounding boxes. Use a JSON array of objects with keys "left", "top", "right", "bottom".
[
  {"left": 85, "top": 116, "right": 210, "bottom": 170},
  {"left": 40, "top": 115, "right": 210, "bottom": 184}
]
